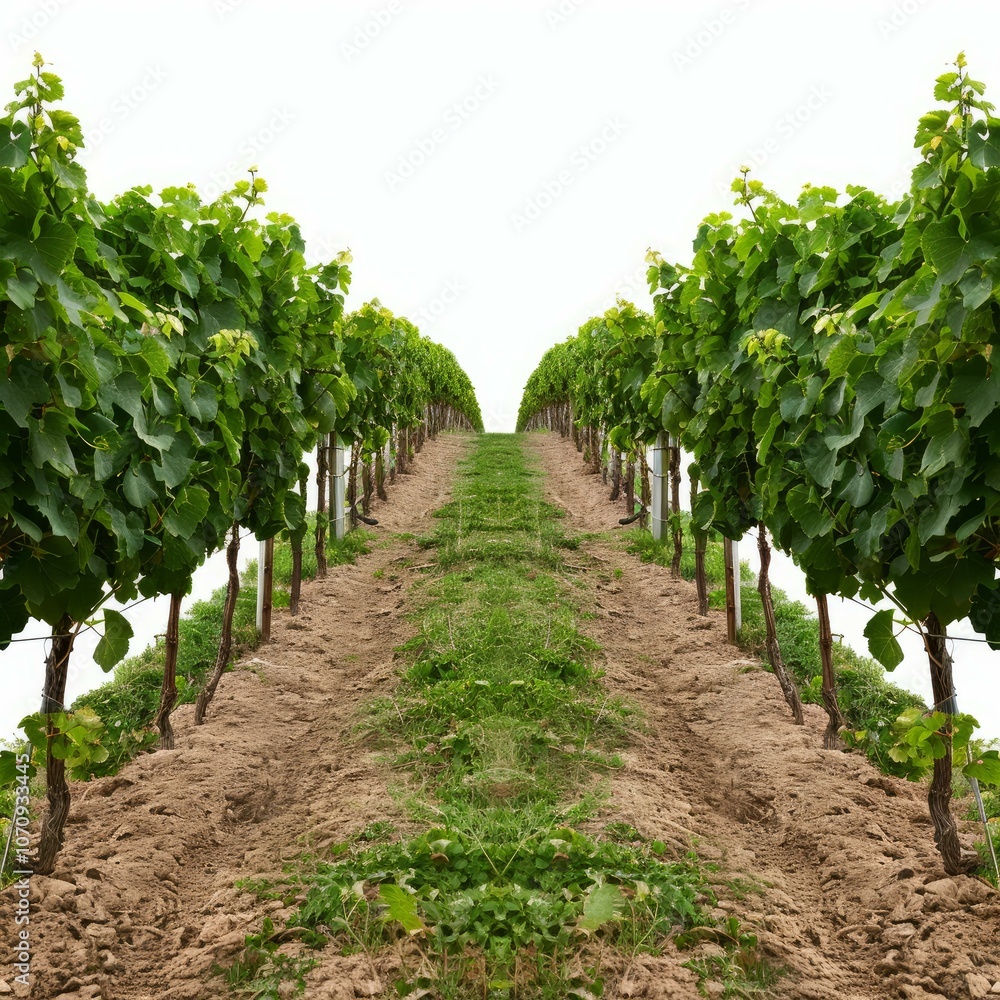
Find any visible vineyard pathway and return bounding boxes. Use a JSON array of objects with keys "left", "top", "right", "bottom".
[
  {"left": 3, "top": 434, "right": 473, "bottom": 1000},
  {"left": 529, "top": 432, "right": 1000, "bottom": 1000}
]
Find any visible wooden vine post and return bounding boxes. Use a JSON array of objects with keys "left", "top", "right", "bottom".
[
  {"left": 669, "top": 436, "right": 682, "bottom": 578},
  {"left": 815, "top": 593, "right": 845, "bottom": 748},
  {"left": 691, "top": 473, "right": 709, "bottom": 616},
  {"left": 362, "top": 454, "right": 374, "bottom": 515},
  {"left": 195, "top": 522, "right": 241, "bottom": 725},
  {"left": 155, "top": 592, "right": 184, "bottom": 749},
  {"left": 639, "top": 449, "right": 651, "bottom": 529},
  {"left": 757, "top": 523, "right": 804, "bottom": 725},
  {"left": 290, "top": 467, "right": 308, "bottom": 615},
  {"left": 35, "top": 615, "right": 76, "bottom": 875},
  {"left": 608, "top": 449, "right": 621, "bottom": 500},
  {"left": 347, "top": 442, "right": 360, "bottom": 527},
  {"left": 588, "top": 427, "right": 601, "bottom": 474},
  {"left": 256, "top": 537, "right": 274, "bottom": 642},
  {"left": 724, "top": 537, "right": 741, "bottom": 642},
  {"left": 376, "top": 443, "right": 389, "bottom": 501},
  {"left": 315, "top": 434, "right": 329, "bottom": 579}
]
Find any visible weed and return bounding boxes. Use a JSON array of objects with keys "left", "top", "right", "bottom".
[
  {"left": 722, "top": 876, "right": 768, "bottom": 902},
  {"left": 214, "top": 917, "right": 317, "bottom": 996},
  {"left": 680, "top": 916, "right": 785, "bottom": 998}
]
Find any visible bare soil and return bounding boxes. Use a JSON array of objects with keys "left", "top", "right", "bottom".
[{"left": 4, "top": 430, "right": 999, "bottom": 1000}]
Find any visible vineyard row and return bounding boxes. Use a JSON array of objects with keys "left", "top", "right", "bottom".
[
  {"left": 517, "top": 55, "right": 1000, "bottom": 876},
  {"left": 0, "top": 56, "right": 482, "bottom": 874}
]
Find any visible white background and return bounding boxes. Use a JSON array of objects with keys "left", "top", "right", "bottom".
[{"left": 1, "top": 0, "right": 998, "bottom": 743}]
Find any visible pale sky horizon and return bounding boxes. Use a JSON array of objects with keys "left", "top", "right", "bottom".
[{"left": 2, "top": 0, "right": 999, "bottom": 744}]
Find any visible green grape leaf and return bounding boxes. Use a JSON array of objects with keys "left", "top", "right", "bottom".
[
  {"left": 578, "top": 883, "right": 625, "bottom": 933},
  {"left": 969, "top": 121, "right": 1000, "bottom": 170},
  {"left": 969, "top": 585, "right": 1000, "bottom": 650},
  {"left": 30, "top": 217, "right": 78, "bottom": 284},
  {"left": 0, "top": 749, "right": 34, "bottom": 786},
  {"left": 0, "top": 125, "right": 31, "bottom": 169},
  {"left": 839, "top": 462, "right": 874, "bottom": 507},
  {"left": 0, "top": 592, "right": 30, "bottom": 648},
  {"left": 786, "top": 484, "right": 833, "bottom": 538},
  {"left": 864, "top": 609, "right": 904, "bottom": 670},
  {"left": 163, "top": 486, "right": 210, "bottom": 538},
  {"left": 94, "top": 609, "right": 133, "bottom": 671},
  {"left": 29, "top": 410, "right": 78, "bottom": 476},
  {"left": 0, "top": 365, "right": 49, "bottom": 428},
  {"left": 122, "top": 462, "right": 160, "bottom": 509},
  {"left": 963, "top": 751, "right": 1000, "bottom": 786}
]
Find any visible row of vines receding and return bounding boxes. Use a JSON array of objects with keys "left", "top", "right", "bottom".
[
  {"left": 517, "top": 54, "right": 1000, "bottom": 876},
  {"left": 0, "top": 55, "right": 483, "bottom": 875}
]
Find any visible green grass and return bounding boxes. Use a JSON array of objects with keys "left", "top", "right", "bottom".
[
  {"left": 361, "top": 437, "right": 637, "bottom": 813},
  {"left": 961, "top": 754, "right": 1000, "bottom": 885},
  {"left": 626, "top": 514, "right": 730, "bottom": 590}
]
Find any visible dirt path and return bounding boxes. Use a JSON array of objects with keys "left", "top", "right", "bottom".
[
  {"left": 527, "top": 432, "right": 1000, "bottom": 1000},
  {"left": 2, "top": 434, "right": 472, "bottom": 1000}
]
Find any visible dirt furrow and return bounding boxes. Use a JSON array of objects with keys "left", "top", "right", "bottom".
[{"left": 527, "top": 432, "right": 1000, "bottom": 1000}]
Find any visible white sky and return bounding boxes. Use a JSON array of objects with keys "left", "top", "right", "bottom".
[{"left": 1, "top": 0, "right": 999, "bottom": 743}]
